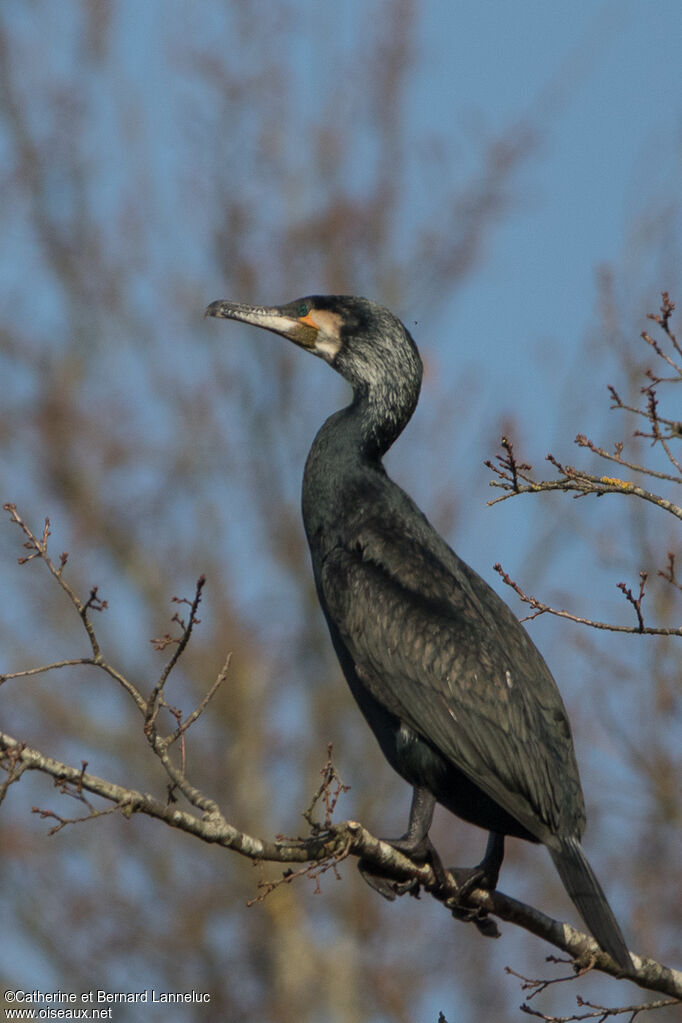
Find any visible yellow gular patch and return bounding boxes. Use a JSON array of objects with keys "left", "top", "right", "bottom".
[
  {"left": 304, "top": 309, "right": 343, "bottom": 358},
  {"left": 298, "top": 312, "right": 319, "bottom": 328}
]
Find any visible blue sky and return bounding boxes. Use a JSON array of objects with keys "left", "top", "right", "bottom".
[
  {"left": 421, "top": 2, "right": 680, "bottom": 381},
  {"left": 1, "top": 1, "right": 681, "bottom": 1017},
  {"left": 403, "top": 0, "right": 682, "bottom": 588}
]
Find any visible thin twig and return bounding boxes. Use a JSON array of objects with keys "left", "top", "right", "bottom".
[
  {"left": 658, "top": 552, "right": 682, "bottom": 593},
  {"left": 2, "top": 504, "right": 148, "bottom": 712},
  {"left": 519, "top": 994, "right": 680, "bottom": 1021},
  {"left": 574, "top": 434, "right": 681, "bottom": 484},
  {"left": 488, "top": 470, "right": 682, "bottom": 520},
  {"left": 32, "top": 802, "right": 123, "bottom": 836},
  {"left": 1, "top": 658, "right": 100, "bottom": 686},
  {"left": 166, "top": 653, "right": 231, "bottom": 747},
  {"left": 507, "top": 958, "right": 596, "bottom": 1003},
  {"left": 4, "top": 504, "right": 104, "bottom": 660},
  {"left": 493, "top": 564, "right": 682, "bottom": 637},
  {"left": 302, "top": 743, "right": 351, "bottom": 832},
  {"left": 0, "top": 740, "right": 27, "bottom": 805},
  {"left": 616, "top": 573, "right": 648, "bottom": 633},
  {"left": 145, "top": 575, "right": 207, "bottom": 732}
]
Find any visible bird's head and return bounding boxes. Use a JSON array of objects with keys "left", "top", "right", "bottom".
[{"left": 205, "top": 294, "right": 422, "bottom": 399}]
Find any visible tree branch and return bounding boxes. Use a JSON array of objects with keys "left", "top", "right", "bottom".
[
  {"left": 487, "top": 294, "right": 682, "bottom": 516},
  {"left": 485, "top": 295, "right": 682, "bottom": 640},
  {"left": 487, "top": 461, "right": 682, "bottom": 521},
  {"left": 1, "top": 729, "right": 680, "bottom": 1000},
  {"left": 493, "top": 564, "right": 682, "bottom": 637}
]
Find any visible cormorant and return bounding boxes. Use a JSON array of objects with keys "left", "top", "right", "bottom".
[{"left": 205, "top": 294, "right": 632, "bottom": 971}]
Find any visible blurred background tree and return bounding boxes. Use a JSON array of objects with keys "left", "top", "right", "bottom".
[{"left": 0, "top": 2, "right": 680, "bottom": 1021}]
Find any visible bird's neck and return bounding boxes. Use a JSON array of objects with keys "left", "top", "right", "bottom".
[
  {"left": 315, "top": 378, "right": 418, "bottom": 471},
  {"left": 353, "top": 370, "right": 421, "bottom": 459},
  {"left": 301, "top": 380, "right": 419, "bottom": 550}
]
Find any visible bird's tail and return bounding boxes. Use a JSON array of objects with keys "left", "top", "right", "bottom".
[{"left": 549, "top": 837, "right": 632, "bottom": 972}]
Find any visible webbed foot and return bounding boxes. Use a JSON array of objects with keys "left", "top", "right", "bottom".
[
  {"left": 358, "top": 832, "right": 447, "bottom": 900},
  {"left": 357, "top": 785, "right": 447, "bottom": 898},
  {"left": 453, "top": 831, "right": 505, "bottom": 899}
]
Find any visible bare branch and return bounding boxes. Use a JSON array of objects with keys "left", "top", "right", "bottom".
[
  {"left": 509, "top": 957, "right": 681, "bottom": 1018},
  {"left": 4, "top": 504, "right": 105, "bottom": 660},
  {"left": 1, "top": 506, "right": 226, "bottom": 814},
  {"left": 616, "top": 573, "right": 648, "bottom": 633},
  {"left": 646, "top": 292, "right": 680, "bottom": 361},
  {"left": 82, "top": 586, "right": 108, "bottom": 614},
  {"left": 145, "top": 575, "right": 207, "bottom": 732},
  {"left": 574, "top": 434, "right": 680, "bottom": 485},
  {"left": 507, "top": 958, "right": 598, "bottom": 1006},
  {"left": 489, "top": 294, "right": 682, "bottom": 508},
  {"left": 1, "top": 730, "right": 680, "bottom": 999},
  {"left": 166, "top": 653, "right": 231, "bottom": 747},
  {"left": 32, "top": 802, "right": 122, "bottom": 836},
  {"left": 519, "top": 991, "right": 680, "bottom": 1022},
  {"left": 493, "top": 564, "right": 682, "bottom": 637},
  {"left": 3, "top": 504, "right": 147, "bottom": 712},
  {"left": 0, "top": 739, "right": 27, "bottom": 806},
  {"left": 488, "top": 462, "right": 682, "bottom": 520},
  {"left": 1, "top": 658, "right": 100, "bottom": 686},
  {"left": 302, "top": 743, "right": 352, "bottom": 832},
  {"left": 658, "top": 552, "right": 682, "bottom": 593},
  {"left": 486, "top": 295, "right": 682, "bottom": 645},
  {"left": 634, "top": 381, "right": 682, "bottom": 474}
]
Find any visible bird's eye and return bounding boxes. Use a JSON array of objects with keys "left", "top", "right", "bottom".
[{"left": 297, "top": 302, "right": 310, "bottom": 317}]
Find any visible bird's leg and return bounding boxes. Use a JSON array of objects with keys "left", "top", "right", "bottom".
[
  {"left": 454, "top": 831, "right": 505, "bottom": 900},
  {"left": 358, "top": 786, "right": 447, "bottom": 899},
  {"left": 387, "top": 785, "right": 445, "bottom": 875},
  {"left": 446, "top": 832, "right": 505, "bottom": 935}
]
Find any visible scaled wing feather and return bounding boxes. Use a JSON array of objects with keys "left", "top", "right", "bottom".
[{"left": 319, "top": 511, "right": 584, "bottom": 842}]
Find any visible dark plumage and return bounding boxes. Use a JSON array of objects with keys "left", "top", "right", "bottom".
[{"left": 205, "top": 294, "right": 632, "bottom": 971}]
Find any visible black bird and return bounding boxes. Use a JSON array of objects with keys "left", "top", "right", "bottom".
[{"left": 205, "top": 294, "right": 632, "bottom": 971}]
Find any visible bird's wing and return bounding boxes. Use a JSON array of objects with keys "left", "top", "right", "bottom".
[{"left": 318, "top": 507, "right": 584, "bottom": 840}]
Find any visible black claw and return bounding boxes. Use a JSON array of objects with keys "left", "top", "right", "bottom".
[
  {"left": 447, "top": 899, "right": 501, "bottom": 938},
  {"left": 357, "top": 831, "right": 447, "bottom": 898},
  {"left": 454, "top": 864, "right": 490, "bottom": 901},
  {"left": 357, "top": 861, "right": 398, "bottom": 900},
  {"left": 357, "top": 861, "right": 421, "bottom": 900},
  {"left": 452, "top": 831, "right": 505, "bottom": 899}
]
